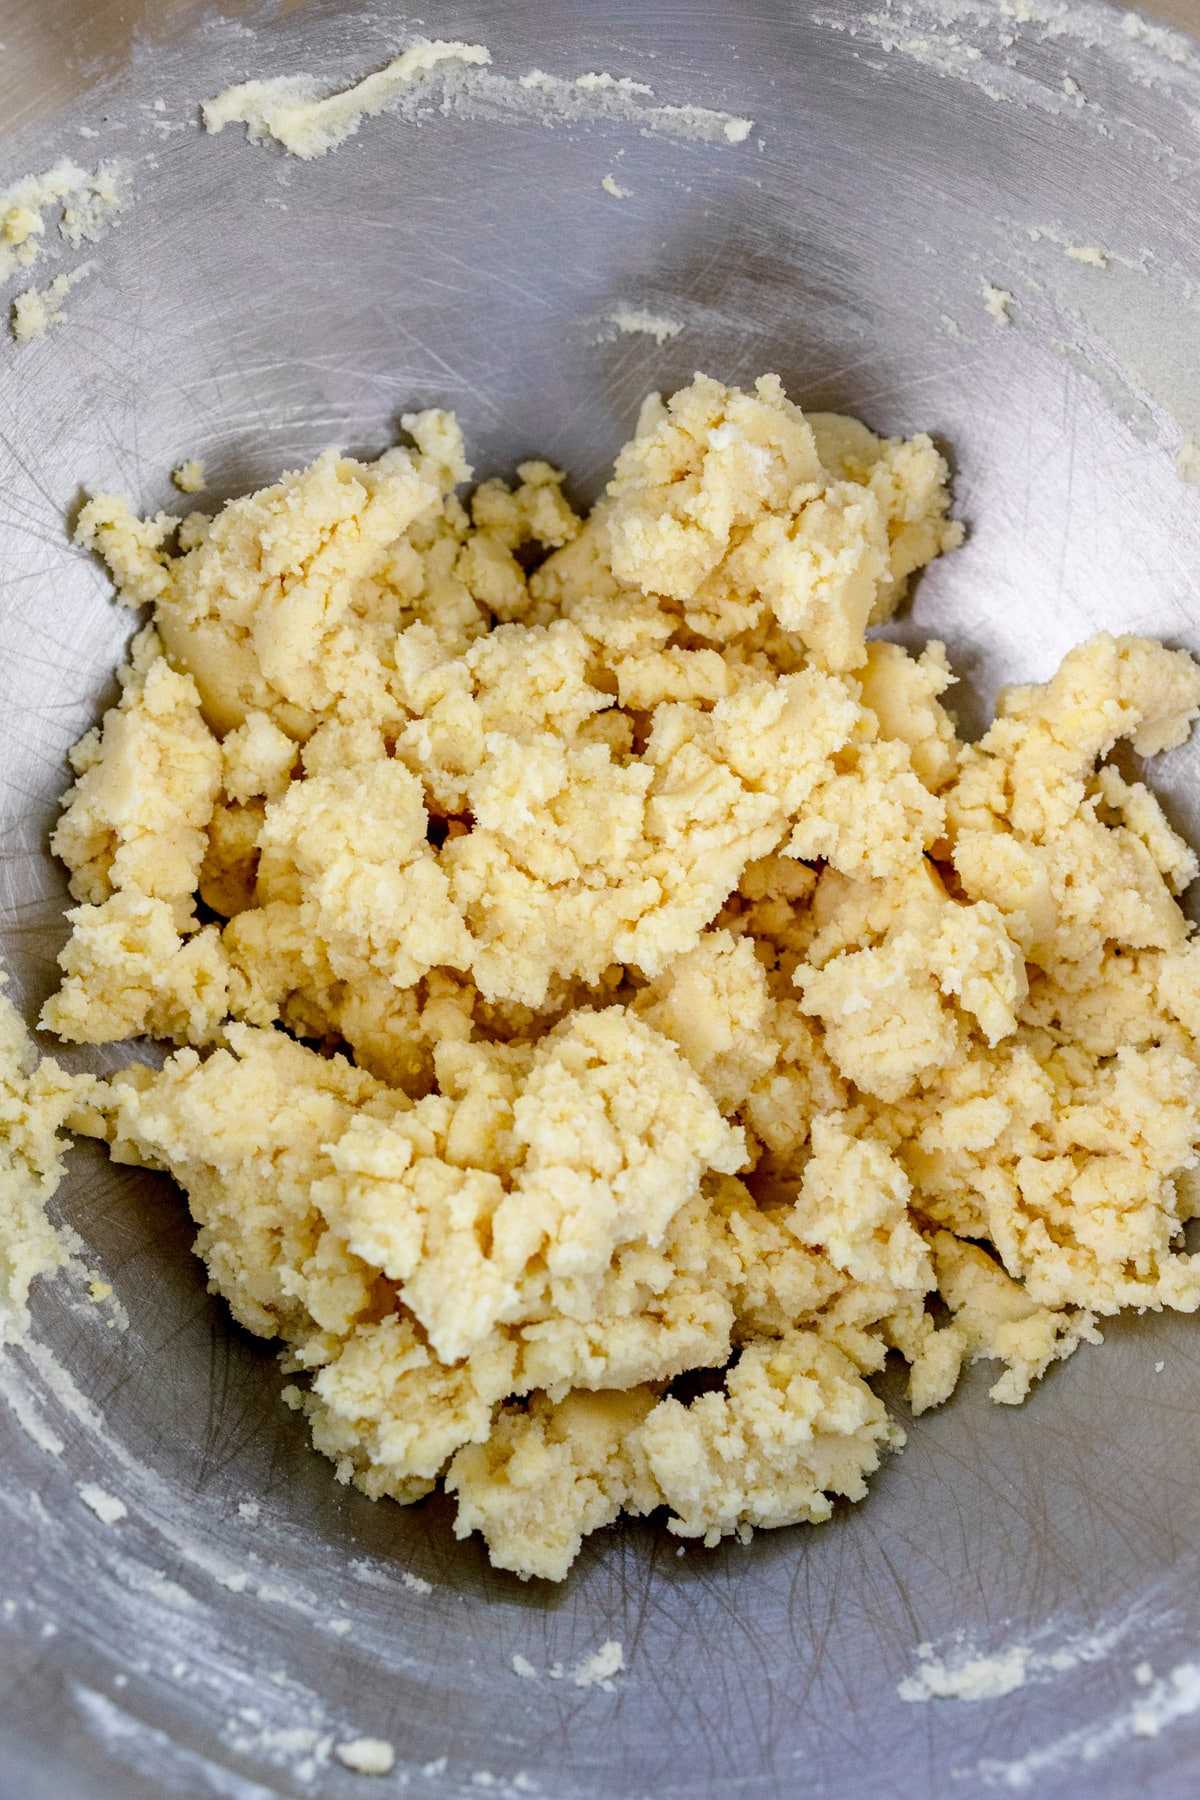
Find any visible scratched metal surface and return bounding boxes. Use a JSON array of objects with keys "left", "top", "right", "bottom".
[{"left": 3, "top": 1, "right": 1200, "bottom": 1796}]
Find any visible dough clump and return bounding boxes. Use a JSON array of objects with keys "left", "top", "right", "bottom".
[
  {"left": 0, "top": 971, "right": 78, "bottom": 1337},
  {"left": 18, "top": 372, "right": 1200, "bottom": 1580}
]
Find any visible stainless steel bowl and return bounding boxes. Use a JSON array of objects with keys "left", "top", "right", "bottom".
[{"left": 5, "top": 2, "right": 1200, "bottom": 1795}]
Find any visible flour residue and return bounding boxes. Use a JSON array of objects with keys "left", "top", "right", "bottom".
[
  {"left": 13, "top": 1371, "right": 430, "bottom": 1794},
  {"left": 986, "top": 218, "right": 1200, "bottom": 459},
  {"left": 117, "top": 1559, "right": 204, "bottom": 1615},
  {"left": 976, "top": 1661, "right": 1200, "bottom": 1788},
  {"left": 74, "top": 1687, "right": 293, "bottom": 1800},
  {"left": 814, "top": 0, "right": 1200, "bottom": 180},
  {"left": 347, "top": 1554, "right": 432, "bottom": 1595},
  {"left": 1021, "top": 224, "right": 1143, "bottom": 273},
  {"left": 204, "top": 37, "right": 753, "bottom": 159},
  {"left": 1048, "top": 336, "right": 1157, "bottom": 441},
  {"left": 516, "top": 66, "right": 752, "bottom": 142},
  {"left": 0, "top": 1312, "right": 438, "bottom": 1786},
  {"left": 0, "top": 1353, "right": 65, "bottom": 1456}
]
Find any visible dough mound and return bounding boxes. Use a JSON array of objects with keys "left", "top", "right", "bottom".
[{"left": 31, "top": 372, "right": 1200, "bottom": 1579}]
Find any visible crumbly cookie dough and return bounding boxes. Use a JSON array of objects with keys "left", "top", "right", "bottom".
[
  {"left": 14, "top": 371, "right": 1200, "bottom": 1581},
  {"left": 10, "top": 263, "right": 93, "bottom": 344},
  {"left": 172, "top": 459, "right": 206, "bottom": 495},
  {"left": 0, "top": 157, "right": 126, "bottom": 286}
]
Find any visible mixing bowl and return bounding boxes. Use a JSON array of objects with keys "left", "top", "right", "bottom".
[{"left": 4, "top": 1, "right": 1200, "bottom": 1794}]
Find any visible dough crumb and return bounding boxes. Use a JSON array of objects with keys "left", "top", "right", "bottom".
[
  {"left": 601, "top": 174, "right": 633, "bottom": 199},
  {"left": 1066, "top": 242, "right": 1109, "bottom": 266},
  {"left": 172, "top": 459, "right": 206, "bottom": 494},
  {"left": 573, "top": 1640, "right": 624, "bottom": 1687},
  {"left": 237, "top": 1500, "right": 260, "bottom": 1521},
  {"left": 334, "top": 1738, "right": 396, "bottom": 1776},
  {"left": 77, "top": 1483, "right": 127, "bottom": 1525},
  {"left": 402, "top": 1570, "right": 432, "bottom": 1595},
  {"left": 10, "top": 262, "right": 93, "bottom": 342},
  {"left": 981, "top": 281, "right": 1015, "bottom": 326},
  {"left": 512, "top": 1653, "right": 538, "bottom": 1679},
  {"left": 1177, "top": 437, "right": 1200, "bottom": 487}
]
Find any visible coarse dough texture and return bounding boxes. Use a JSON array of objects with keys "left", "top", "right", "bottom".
[
  {"left": 21, "top": 370, "right": 1200, "bottom": 1581},
  {"left": 0, "top": 970, "right": 78, "bottom": 1338}
]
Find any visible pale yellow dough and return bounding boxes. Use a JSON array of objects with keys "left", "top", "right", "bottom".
[
  {"left": 11, "top": 371, "right": 1200, "bottom": 1581},
  {"left": 0, "top": 972, "right": 78, "bottom": 1337}
]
